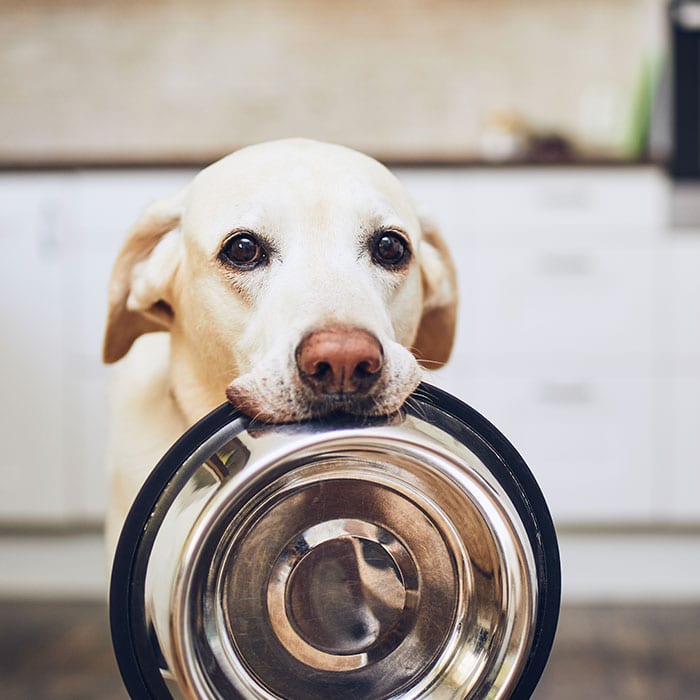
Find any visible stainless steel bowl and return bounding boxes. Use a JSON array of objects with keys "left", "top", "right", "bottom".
[{"left": 111, "top": 384, "right": 560, "bottom": 699}]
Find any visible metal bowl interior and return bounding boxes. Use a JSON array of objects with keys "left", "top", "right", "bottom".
[{"left": 110, "top": 384, "right": 560, "bottom": 700}]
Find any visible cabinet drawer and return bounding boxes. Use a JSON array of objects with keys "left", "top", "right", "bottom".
[
  {"left": 397, "top": 168, "right": 666, "bottom": 251},
  {"left": 465, "top": 169, "right": 666, "bottom": 243},
  {"left": 659, "top": 369, "right": 700, "bottom": 522},
  {"left": 434, "top": 355, "right": 656, "bottom": 524},
  {"left": 468, "top": 247, "right": 654, "bottom": 355},
  {"left": 659, "top": 238, "right": 700, "bottom": 356}
]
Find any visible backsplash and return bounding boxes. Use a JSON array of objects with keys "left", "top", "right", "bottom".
[{"left": 0, "top": 0, "right": 666, "bottom": 165}]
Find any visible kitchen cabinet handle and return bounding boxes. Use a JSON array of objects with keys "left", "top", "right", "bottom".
[
  {"left": 537, "top": 187, "right": 593, "bottom": 210},
  {"left": 36, "top": 204, "right": 63, "bottom": 261},
  {"left": 537, "top": 252, "right": 594, "bottom": 277},
  {"left": 538, "top": 381, "right": 594, "bottom": 405}
]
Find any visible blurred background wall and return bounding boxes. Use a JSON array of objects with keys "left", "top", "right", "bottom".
[{"left": 1, "top": 0, "right": 664, "bottom": 164}]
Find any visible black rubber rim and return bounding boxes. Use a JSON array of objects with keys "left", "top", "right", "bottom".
[{"left": 110, "top": 383, "right": 560, "bottom": 699}]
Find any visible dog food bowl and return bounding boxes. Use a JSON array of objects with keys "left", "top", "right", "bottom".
[{"left": 110, "top": 383, "right": 560, "bottom": 699}]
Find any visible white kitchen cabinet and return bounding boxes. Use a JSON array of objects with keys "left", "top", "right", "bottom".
[
  {"left": 0, "top": 175, "right": 73, "bottom": 522},
  {"left": 659, "top": 234, "right": 700, "bottom": 356},
  {"left": 1, "top": 166, "right": 693, "bottom": 529},
  {"left": 394, "top": 169, "right": 665, "bottom": 246},
  {"left": 439, "top": 354, "right": 656, "bottom": 523},
  {"left": 468, "top": 246, "right": 655, "bottom": 356},
  {"left": 662, "top": 371, "right": 700, "bottom": 521},
  {"left": 417, "top": 168, "right": 666, "bottom": 525},
  {"left": 0, "top": 170, "right": 194, "bottom": 525},
  {"left": 657, "top": 234, "right": 700, "bottom": 521}
]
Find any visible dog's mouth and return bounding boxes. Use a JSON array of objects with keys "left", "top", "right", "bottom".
[
  {"left": 226, "top": 384, "right": 398, "bottom": 424},
  {"left": 299, "top": 393, "right": 386, "bottom": 420},
  {"left": 225, "top": 371, "right": 420, "bottom": 425}
]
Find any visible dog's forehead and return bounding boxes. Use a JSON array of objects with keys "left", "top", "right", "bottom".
[{"left": 182, "top": 140, "right": 419, "bottom": 246}]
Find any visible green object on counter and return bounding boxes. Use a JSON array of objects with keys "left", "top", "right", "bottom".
[{"left": 624, "top": 55, "right": 664, "bottom": 159}]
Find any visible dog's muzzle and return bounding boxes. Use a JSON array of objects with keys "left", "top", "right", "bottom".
[{"left": 110, "top": 383, "right": 560, "bottom": 699}]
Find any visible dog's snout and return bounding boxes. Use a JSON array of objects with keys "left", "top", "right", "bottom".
[{"left": 296, "top": 328, "right": 383, "bottom": 396}]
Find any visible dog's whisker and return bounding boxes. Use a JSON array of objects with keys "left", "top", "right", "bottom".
[
  {"left": 403, "top": 394, "right": 429, "bottom": 421},
  {"left": 412, "top": 356, "right": 445, "bottom": 369},
  {"left": 212, "top": 366, "right": 241, "bottom": 381}
]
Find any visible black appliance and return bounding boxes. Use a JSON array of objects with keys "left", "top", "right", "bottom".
[{"left": 671, "top": 0, "right": 700, "bottom": 180}]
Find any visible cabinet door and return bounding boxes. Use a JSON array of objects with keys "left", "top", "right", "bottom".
[
  {"left": 423, "top": 168, "right": 664, "bottom": 525},
  {"left": 436, "top": 354, "right": 656, "bottom": 524},
  {"left": 663, "top": 372, "right": 700, "bottom": 521},
  {"left": 659, "top": 234, "right": 700, "bottom": 356},
  {"left": 658, "top": 236, "right": 700, "bottom": 521},
  {"left": 469, "top": 242, "right": 655, "bottom": 357},
  {"left": 0, "top": 175, "right": 72, "bottom": 523},
  {"left": 465, "top": 168, "right": 666, "bottom": 243}
]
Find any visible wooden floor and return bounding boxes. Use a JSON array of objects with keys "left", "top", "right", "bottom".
[{"left": 0, "top": 602, "right": 698, "bottom": 699}]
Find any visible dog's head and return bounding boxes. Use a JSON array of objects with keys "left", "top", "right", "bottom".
[{"left": 103, "top": 139, "right": 457, "bottom": 423}]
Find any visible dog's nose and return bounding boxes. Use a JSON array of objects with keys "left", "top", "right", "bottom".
[{"left": 296, "top": 328, "right": 383, "bottom": 396}]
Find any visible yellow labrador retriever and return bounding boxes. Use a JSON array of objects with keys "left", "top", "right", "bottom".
[{"left": 103, "top": 138, "right": 457, "bottom": 554}]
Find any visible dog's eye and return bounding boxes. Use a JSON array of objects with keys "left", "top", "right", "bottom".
[
  {"left": 371, "top": 230, "right": 410, "bottom": 269},
  {"left": 219, "top": 232, "right": 267, "bottom": 270}
]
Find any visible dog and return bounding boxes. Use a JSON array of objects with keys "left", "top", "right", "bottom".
[{"left": 103, "top": 138, "right": 457, "bottom": 556}]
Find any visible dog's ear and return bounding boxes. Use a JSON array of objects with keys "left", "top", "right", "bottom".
[
  {"left": 413, "top": 219, "right": 458, "bottom": 369},
  {"left": 103, "top": 194, "right": 185, "bottom": 364}
]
